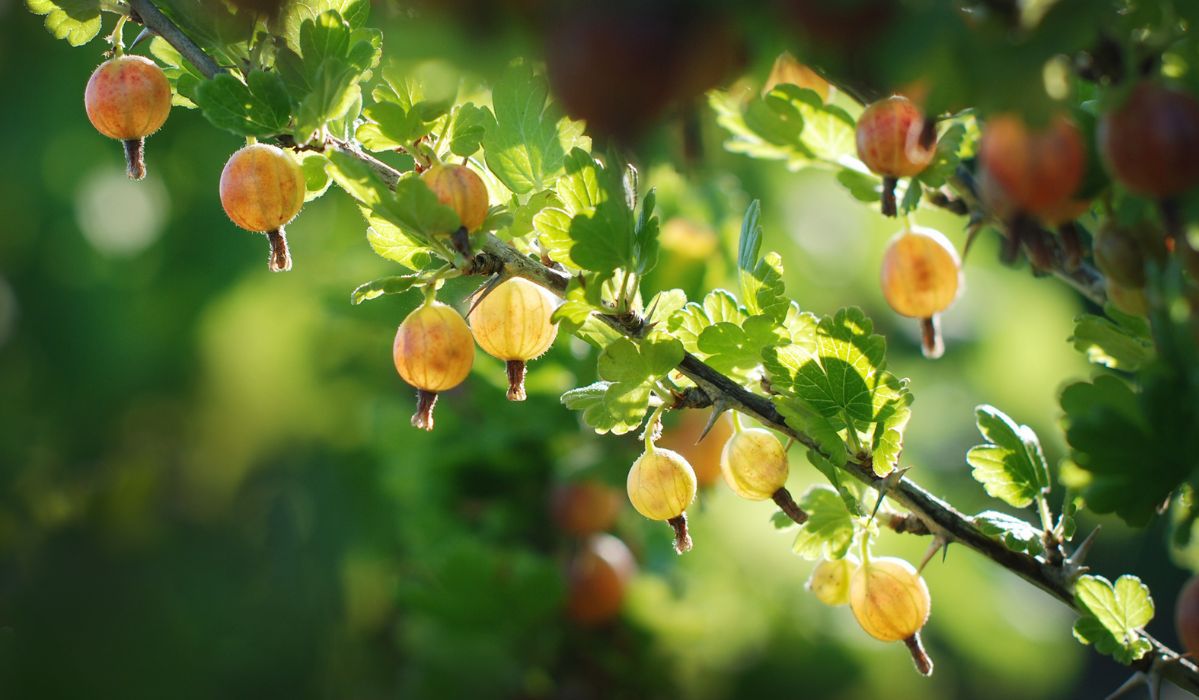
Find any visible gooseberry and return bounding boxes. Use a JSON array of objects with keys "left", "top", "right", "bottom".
[
  {"left": 657, "top": 411, "right": 732, "bottom": 488},
  {"left": 978, "top": 114, "right": 1085, "bottom": 219},
  {"left": 1106, "top": 279, "right": 1149, "bottom": 317},
  {"left": 468, "top": 277, "right": 559, "bottom": 401},
  {"left": 856, "top": 96, "right": 936, "bottom": 217},
  {"left": 1092, "top": 223, "right": 1148, "bottom": 288},
  {"left": 393, "top": 300, "right": 476, "bottom": 431},
  {"left": 550, "top": 480, "right": 622, "bottom": 537},
  {"left": 880, "top": 226, "right": 962, "bottom": 359},
  {"left": 849, "top": 556, "right": 933, "bottom": 675},
  {"left": 84, "top": 55, "right": 172, "bottom": 181},
  {"left": 1099, "top": 81, "right": 1199, "bottom": 199},
  {"left": 626, "top": 447, "right": 698, "bottom": 554},
  {"left": 566, "top": 534, "right": 637, "bottom": 626},
  {"left": 422, "top": 163, "right": 489, "bottom": 233},
  {"left": 1177, "top": 575, "right": 1199, "bottom": 656},
  {"left": 219, "top": 143, "right": 306, "bottom": 272},
  {"left": 807, "top": 556, "right": 857, "bottom": 607},
  {"left": 719, "top": 427, "right": 806, "bottom": 523}
]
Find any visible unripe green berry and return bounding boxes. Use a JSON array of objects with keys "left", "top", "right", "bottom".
[
  {"left": 807, "top": 556, "right": 856, "bottom": 607},
  {"left": 627, "top": 447, "right": 697, "bottom": 554}
]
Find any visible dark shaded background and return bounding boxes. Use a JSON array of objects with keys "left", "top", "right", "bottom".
[{"left": 0, "top": 2, "right": 1192, "bottom": 698}]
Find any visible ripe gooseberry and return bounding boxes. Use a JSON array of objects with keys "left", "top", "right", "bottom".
[
  {"left": 978, "top": 113, "right": 1085, "bottom": 220},
  {"left": 1099, "top": 81, "right": 1199, "bottom": 200},
  {"left": 393, "top": 299, "right": 476, "bottom": 431},
  {"left": 807, "top": 556, "right": 857, "bottom": 607},
  {"left": 719, "top": 426, "right": 806, "bottom": 524},
  {"left": 84, "top": 55, "right": 172, "bottom": 181},
  {"left": 1176, "top": 575, "right": 1199, "bottom": 656},
  {"left": 880, "top": 226, "right": 962, "bottom": 359},
  {"left": 763, "top": 51, "right": 831, "bottom": 102},
  {"left": 849, "top": 556, "right": 933, "bottom": 675},
  {"left": 422, "top": 163, "right": 489, "bottom": 234},
  {"left": 219, "top": 144, "right": 306, "bottom": 272},
  {"left": 566, "top": 533, "right": 637, "bottom": 626},
  {"left": 856, "top": 95, "right": 937, "bottom": 217},
  {"left": 468, "top": 277, "right": 559, "bottom": 401},
  {"left": 550, "top": 480, "right": 622, "bottom": 537},
  {"left": 627, "top": 446, "right": 698, "bottom": 554}
]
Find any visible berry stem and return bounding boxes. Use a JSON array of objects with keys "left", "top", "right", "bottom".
[
  {"left": 919, "top": 316, "right": 944, "bottom": 360},
  {"left": 266, "top": 228, "right": 292, "bottom": 272},
  {"left": 450, "top": 225, "right": 472, "bottom": 258},
  {"left": 123, "top": 138, "right": 146, "bottom": 180},
  {"left": 771, "top": 487, "right": 808, "bottom": 525},
  {"left": 411, "top": 389, "right": 439, "bottom": 431},
  {"left": 644, "top": 402, "right": 667, "bottom": 454},
  {"left": 505, "top": 360, "right": 527, "bottom": 401},
  {"left": 668, "top": 514, "right": 692, "bottom": 554},
  {"left": 881, "top": 176, "right": 898, "bottom": 218},
  {"left": 1058, "top": 223, "right": 1083, "bottom": 272},
  {"left": 1161, "top": 198, "right": 1184, "bottom": 242},
  {"left": 904, "top": 633, "right": 934, "bottom": 676}
]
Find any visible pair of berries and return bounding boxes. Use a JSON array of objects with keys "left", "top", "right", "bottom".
[
  {"left": 626, "top": 420, "right": 808, "bottom": 554},
  {"left": 809, "top": 555, "right": 934, "bottom": 675},
  {"left": 392, "top": 276, "right": 559, "bottom": 430}
]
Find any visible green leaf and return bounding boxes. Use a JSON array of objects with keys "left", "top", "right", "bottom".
[
  {"left": 966, "top": 405, "right": 1050, "bottom": 509},
  {"left": 737, "top": 201, "right": 788, "bottom": 321},
  {"left": 971, "top": 510, "right": 1045, "bottom": 556},
  {"left": 295, "top": 57, "right": 363, "bottom": 138},
  {"left": 299, "top": 153, "right": 332, "bottom": 201},
  {"left": 355, "top": 62, "right": 453, "bottom": 151},
  {"left": 898, "top": 180, "right": 924, "bottom": 214},
  {"left": 836, "top": 167, "right": 881, "bottom": 203},
  {"left": 644, "top": 289, "right": 688, "bottom": 329},
  {"left": 765, "top": 307, "right": 908, "bottom": 475},
  {"left": 155, "top": 0, "right": 254, "bottom": 62},
  {"left": 536, "top": 150, "right": 636, "bottom": 274},
  {"left": 631, "top": 190, "right": 660, "bottom": 276},
  {"left": 791, "top": 486, "right": 855, "bottom": 560},
  {"left": 916, "top": 122, "right": 966, "bottom": 188},
  {"left": 390, "top": 177, "right": 461, "bottom": 239},
  {"left": 711, "top": 85, "right": 855, "bottom": 170},
  {"left": 561, "top": 382, "right": 642, "bottom": 436},
  {"left": 276, "top": 0, "right": 368, "bottom": 52},
  {"left": 1061, "top": 372, "right": 1195, "bottom": 526},
  {"left": 776, "top": 399, "right": 847, "bottom": 467},
  {"left": 595, "top": 337, "right": 683, "bottom": 425},
  {"left": 364, "top": 212, "right": 432, "bottom": 270},
  {"left": 1070, "top": 306, "right": 1154, "bottom": 371},
  {"left": 481, "top": 62, "right": 589, "bottom": 195},
  {"left": 449, "top": 103, "right": 488, "bottom": 157},
  {"left": 26, "top": 0, "right": 100, "bottom": 46},
  {"left": 736, "top": 199, "right": 763, "bottom": 274},
  {"left": 697, "top": 315, "right": 788, "bottom": 381},
  {"left": 1073, "top": 574, "right": 1154, "bottom": 665},
  {"left": 350, "top": 274, "right": 420, "bottom": 304},
  {"left": 194, "top": 72, "right": 291, "bottom": 137}
]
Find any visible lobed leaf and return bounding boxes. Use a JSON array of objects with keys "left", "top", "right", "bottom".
[
  {"left": 966, "top": 405, "right": 1050, "bottom": 509},
  {"left": 791, "top": 486, "right": 855, "bottom": 560},
  {"left": 1072, "top": 574, "right": 1154, "bottom": 665}
]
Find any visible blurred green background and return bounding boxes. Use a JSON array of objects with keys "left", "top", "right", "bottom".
[{"left": 0, "top": 3, "right": 1192, "bottom": 698}]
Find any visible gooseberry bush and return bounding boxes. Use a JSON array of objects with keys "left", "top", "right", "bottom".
[{"left": 24, "top": 0, "right": 1199, "bottom": 693}]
